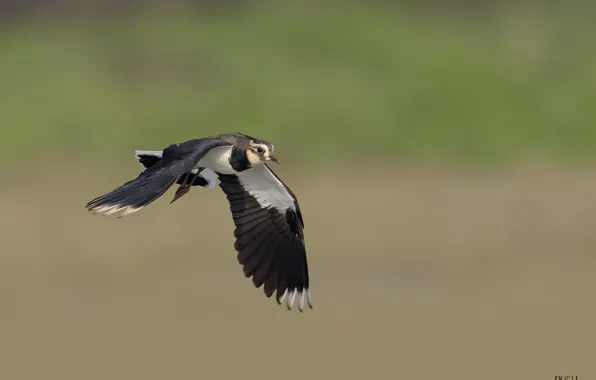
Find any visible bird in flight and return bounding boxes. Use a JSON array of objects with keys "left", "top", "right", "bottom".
[{"left": 85, "top": 133, "right": 311, "bottom": 311}]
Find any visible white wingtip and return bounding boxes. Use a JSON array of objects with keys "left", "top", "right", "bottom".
[
  {"left": 276, "top": 288, "right": 312, "bottom": 311},
  {"left": 297, "top": 290, "right": 304, "bottom": 312},
  {"left": 94, "top": 205, "right": 117, "bottom": 214},
  {"left": 89, "top": 204, "right": 142, "bottom": 218},
  {"left": 278, "top": 289, "right": 288, "bottom": 305},
  {"left": 287, "top": 290, "right": 297, "bottom": 310},
  {"left": 104, "top": 206, "right": 124, "bottom": 215},
  {"left": 119, "top": 206, "right": 142, "bottom": 217}
]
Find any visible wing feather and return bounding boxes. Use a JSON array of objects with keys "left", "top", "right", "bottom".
[
  {"left": 86, "top": 138, "right": 230, "bottom": 217},
  {"left": 218, "top": 168, "right": 311, "bottom": 311}
]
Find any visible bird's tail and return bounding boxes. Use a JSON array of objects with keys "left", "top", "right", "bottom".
[{"left": 85, "top": 169, "right": 178, "bottom": 217}]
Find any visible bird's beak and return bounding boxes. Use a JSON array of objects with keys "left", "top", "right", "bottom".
[{"left": 269, "top": 155, "right": 280, "bottom": 164}]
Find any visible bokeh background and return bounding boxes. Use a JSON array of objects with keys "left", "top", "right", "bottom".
[{"left": 1, "top": 1, "right": 595, "bottom": 379}]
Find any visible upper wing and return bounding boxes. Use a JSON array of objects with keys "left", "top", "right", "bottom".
[
  {"left": 86, "top": 138, "right": 229, "bottom": 217},
  {"left": 218, "top": 164, "right": 311, "bottom": 311},
  {"left": 135, "top": 150, "right": 217, "bottom": 188}
]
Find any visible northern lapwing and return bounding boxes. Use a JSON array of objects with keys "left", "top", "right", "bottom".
[{"left": 85, "top": 133, "right": 312, "bottom": 311}]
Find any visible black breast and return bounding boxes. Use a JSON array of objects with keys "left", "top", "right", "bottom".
[{"left": 229, "top": 144, "right": 251, "bottom": 172}]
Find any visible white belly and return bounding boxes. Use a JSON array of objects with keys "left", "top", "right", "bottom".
[{"left": 197, "top": 146, "right": 236, "bottom": 174}]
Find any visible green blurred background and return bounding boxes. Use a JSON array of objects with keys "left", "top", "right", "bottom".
[{"left": 1, "top": 1, "right": 595, "bottom": 379}]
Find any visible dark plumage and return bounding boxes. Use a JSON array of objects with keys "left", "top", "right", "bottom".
[
  {"left": 219, "top": 172, "right": 309, "bottom": 308},
  {"left": 85, "top": 133, "right": 312, "bottom": 311}
]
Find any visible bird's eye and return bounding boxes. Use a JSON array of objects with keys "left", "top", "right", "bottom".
[{"left": 257, "top": 147, "right": 265, "bottom": 154}]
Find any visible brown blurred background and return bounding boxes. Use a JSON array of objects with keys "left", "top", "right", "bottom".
[{"left": 0, "top": 1, "right": 595, "bottom": 379}]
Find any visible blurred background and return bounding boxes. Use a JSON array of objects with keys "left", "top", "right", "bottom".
[{"left": 1, "top": 1, "right": 595, "bottom": 379}]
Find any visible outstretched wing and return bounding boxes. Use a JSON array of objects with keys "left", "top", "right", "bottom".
[
  {"left": 218, "top": 164, "right": 311, "bottom": 311},
  {"left": 86, "top": 138, "right": 229, "bottom": 217}
]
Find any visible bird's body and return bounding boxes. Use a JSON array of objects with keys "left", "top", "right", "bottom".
[
  {"left": 198, "top": 145, "right": 236, "bottom": 174},
  {"left": 86, "top": 133, "right": 311, "bottom": 311}
]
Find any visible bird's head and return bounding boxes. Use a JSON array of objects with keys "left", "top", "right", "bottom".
[{"left": 246, "top": 139, "right": 279, "bottom": 165}]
